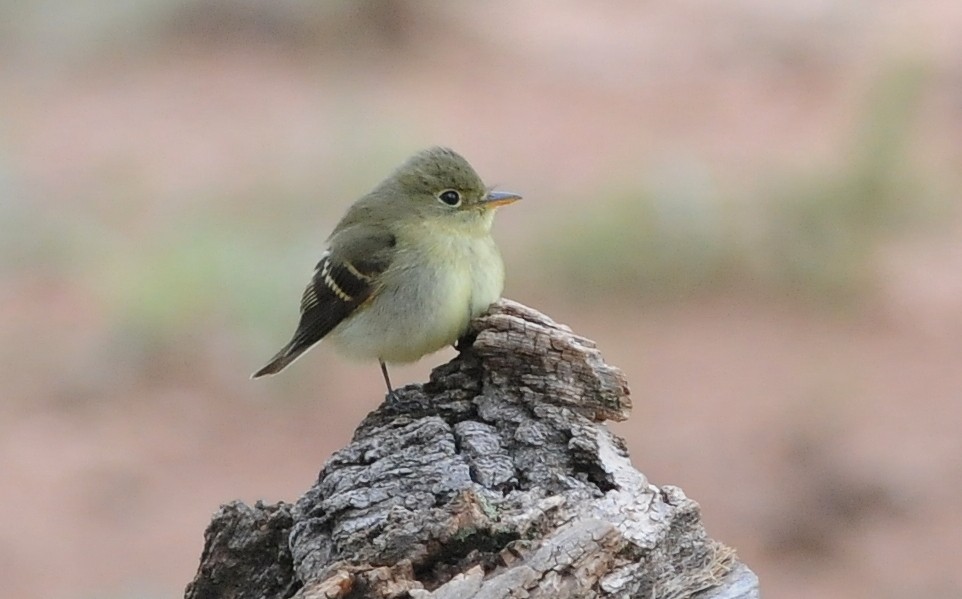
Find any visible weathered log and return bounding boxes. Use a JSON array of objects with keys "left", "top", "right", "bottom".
[{"left": 186, "top": 300, "right": 759, "bottom": 599}]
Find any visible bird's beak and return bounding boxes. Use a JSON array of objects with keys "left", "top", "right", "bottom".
[{"left": 482, "top": 190, "right": 522, "bottom": 208}]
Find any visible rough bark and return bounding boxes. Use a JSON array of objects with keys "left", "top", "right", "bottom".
[{"left": 186, "top": 300, "right": 759, "bottom": 599}]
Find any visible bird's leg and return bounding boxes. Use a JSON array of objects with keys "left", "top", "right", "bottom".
[{"left": 379, "top": 359, "right": 398, "bottom": 400}]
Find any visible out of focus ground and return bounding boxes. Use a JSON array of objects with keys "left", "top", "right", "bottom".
[{"left": 2, "top": 3, "right": 961, "bottom": 599}]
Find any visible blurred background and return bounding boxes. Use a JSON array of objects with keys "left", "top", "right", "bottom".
[{"left": 2, "top": 1, "right": 961, "bottom": 598}]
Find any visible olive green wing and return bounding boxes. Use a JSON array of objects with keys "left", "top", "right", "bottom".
[{"left": 252, "top": 226, "right": 396, "bottom": 378}]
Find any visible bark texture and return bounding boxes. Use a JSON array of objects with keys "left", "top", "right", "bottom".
[{"left": 186, "top": 300, "right": 759, "bottom": 599}]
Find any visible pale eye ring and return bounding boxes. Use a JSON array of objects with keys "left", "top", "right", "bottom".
[{"left": 438, "top": 189, "right": 461, "bottom": 207}]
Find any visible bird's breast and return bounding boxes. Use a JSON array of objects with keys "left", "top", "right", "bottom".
[
  {"left": 419, "top": 229, "right": 505, "bottom": 315},
  {"left": 328, "top": 228, "right": 504, "bottom": 364}
]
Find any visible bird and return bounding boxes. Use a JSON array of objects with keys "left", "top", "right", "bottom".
[{"left": 252, "top": 147, "right": 521, "bottom": 396}]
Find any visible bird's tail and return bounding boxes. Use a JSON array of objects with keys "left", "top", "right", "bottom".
[{"left": 251, "top": 342, "right": 308, "bottom": 379}]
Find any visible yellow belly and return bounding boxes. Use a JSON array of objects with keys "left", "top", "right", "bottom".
[{"left": 327, "top": 229, "right": 504, "bottom": 364}]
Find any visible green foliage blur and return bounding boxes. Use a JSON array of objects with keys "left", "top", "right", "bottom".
[
  {"left": 2, "top": 0, "right": 955, "bottom": 375},
  {"left": 542, "top": 62, "right": 941, "bottom": 303}
]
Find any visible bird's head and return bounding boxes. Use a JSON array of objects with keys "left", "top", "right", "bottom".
[{"left": 380, "top": 147, "right": 521, "bottom": 233}]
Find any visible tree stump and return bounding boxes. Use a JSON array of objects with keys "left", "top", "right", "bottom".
[{"left": 186, "top": 300, "right": 759, "bottom": 599}]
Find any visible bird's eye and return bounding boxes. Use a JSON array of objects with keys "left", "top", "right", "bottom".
[{"left": 438, "top": 190, "right": 461, "bottom": 207}]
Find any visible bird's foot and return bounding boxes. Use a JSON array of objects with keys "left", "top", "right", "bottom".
[{"left": 453, "top": 331, "right": 478, "bottom": 353}]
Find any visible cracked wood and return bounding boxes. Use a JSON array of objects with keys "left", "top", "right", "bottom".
[{"left": 186, "top": 299, "right": 758, "bottom": 599}]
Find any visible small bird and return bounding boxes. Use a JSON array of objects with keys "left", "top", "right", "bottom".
[{"left": 252, "top": 147, "right": 521, "bottom": 395}]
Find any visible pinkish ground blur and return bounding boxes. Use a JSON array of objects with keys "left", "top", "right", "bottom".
[{"left": 2, "top": 3, "right": 961, "bottom": 599}]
